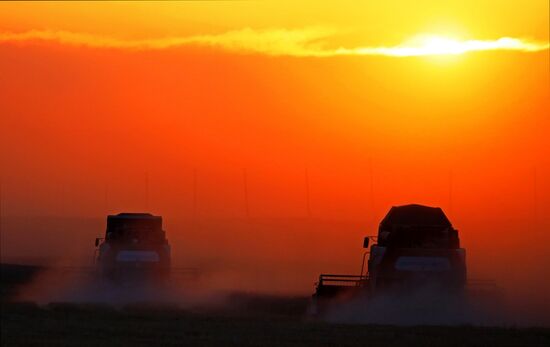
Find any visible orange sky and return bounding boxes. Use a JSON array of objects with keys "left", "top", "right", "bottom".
[{"left": 0, "top": 1, "right": 549, "bottom": 297}]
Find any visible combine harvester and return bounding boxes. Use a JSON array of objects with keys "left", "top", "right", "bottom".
[
  {"left": 94, "top": 213, "right": 198, "bottom": 286},
  {"left": 311, "top": 204, "right": 498, "bottom": 316},
  {"left": 13, "top": 213, "right": 197, "bottom": 304}
]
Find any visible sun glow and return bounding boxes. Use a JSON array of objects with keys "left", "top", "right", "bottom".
[
  {"left": 407, "top": 35, "right": 466, "bottom": 55},
  {"left": 354, "top": 34, "right": 549, "bottom": 57}
]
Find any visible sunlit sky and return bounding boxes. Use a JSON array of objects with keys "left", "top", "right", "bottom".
[
  {"left": 0, "top": 1, "right": 549, "bottom": 294},
  {"left": 0, "top": 1, "right": 548, "bottom": 55}
]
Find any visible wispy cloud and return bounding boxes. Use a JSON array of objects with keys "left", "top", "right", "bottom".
[{"left": 0, "top": 28, "right": 547, "bottom": 57}]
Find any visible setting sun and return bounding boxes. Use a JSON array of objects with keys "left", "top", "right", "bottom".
[{"left": 384, "top": 34, "right": 549, "bottom": 56}]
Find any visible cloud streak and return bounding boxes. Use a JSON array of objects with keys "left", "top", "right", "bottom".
[{"left": 0, "top": 28, "right": 547, "bottom": 57}]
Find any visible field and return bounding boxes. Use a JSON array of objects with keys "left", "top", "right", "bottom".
[{"left": 1, "top": 264, "right": 549, "bottom": 347}]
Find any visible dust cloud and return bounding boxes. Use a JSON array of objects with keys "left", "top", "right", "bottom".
[{"left": 321, "top": 285, "right": 550, "bottom": 327}]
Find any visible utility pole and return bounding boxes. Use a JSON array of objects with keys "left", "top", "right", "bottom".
[
  {"left": 448, "top": 169, "right": 453, "bottom": 216},
  {"left": 533, "top": 167, "right": 538, "bottom": 233},
  {"left": 243, "top": 168, "right": 250, "bottom": 219},
  {"left": 305, "top": 168, "right": 312, "bottom": 218},
  {"left": 369, "top": 158, "right": 375, "bottom": 224},
  {"left": 145, "top": 172, "right": 150, "bottom": 212},
  {"left": 0, "top": 178, "right": 3, "bottom": 249},
  {"left": 60, "top": 182, "right": 65, "bottom": 215},
  {"left": 192, "top": 169, "right": 198, "bottom": 221},
  {"left": 104, "top": 182, "right": 109, "bottom": 214}
]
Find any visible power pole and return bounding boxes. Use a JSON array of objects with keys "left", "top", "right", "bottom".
[
  {"left": 192, "top": 168, "right": 198, "bottom": 221},
  {"left": 145, "top": 172, "right": 150, "bottom": 212},
  {"left": 305, "top": 168, "right": 312, "bottom": 218},
  {"left": 243, "top": 168, "right": 250, "bottom": 219},
  {"left": 533, "top": 167, "right": 538, "bottom": 233},
  {"left": 104, "top": 182, "right": 109, "bottom": 214},
  {"left": 60, "top": 182, "right": 65, "bottom": 215},
  {"left": 369, "top": 158, "right": 375, "bottom": 224},
  {"left": 448, "top": 169, "right": 453, "bottom": 216},
  {"left": 0, "top": 178, "right": 3, "bottom": 249}
]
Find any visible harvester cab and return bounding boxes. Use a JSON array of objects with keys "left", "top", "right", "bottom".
[
  {"left": 368, "top": 204, "right": 466, "bottom": 291},
  {"left": 312, "top": 204, "right": 468, "bottom": 313},
  {"left": 95, "top": 213, "right": 171, "bottom": 282}
]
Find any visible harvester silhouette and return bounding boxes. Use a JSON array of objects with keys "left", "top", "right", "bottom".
[
  {"left": 311, "top": 204, "right": 497, "bottom": 314},
  {"left": 94, "top": 213, "right": 197, "bottom": 284}
]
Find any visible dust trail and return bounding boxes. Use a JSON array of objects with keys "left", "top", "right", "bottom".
[
  {"left": 320, "top": 286, "right": 549, "bottom": 327},
  {"left": 13, "top": 266, "right": 223, "bottom": 309},
  {"left": 11, "top": 265, "right": 307, "bottom": 315}
]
